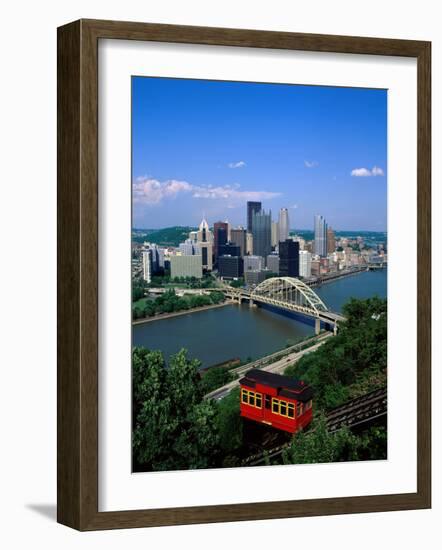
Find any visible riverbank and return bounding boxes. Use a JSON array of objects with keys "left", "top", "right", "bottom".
[
  {"left": 310, "top": 267, "right": 373, "bottom": 287},
  {"left": 132, "top": 300, "right": 232, "bottom": 325}
]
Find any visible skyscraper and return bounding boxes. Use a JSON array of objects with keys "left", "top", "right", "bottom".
[
  {"left": 218, "top": 256, "right": 244, "bottom": 279},
  {"left": 314, "top": 215, "right": 328, "bottom": 257},
  {"left": 279, "top": 240, "right": 299, "bottom": 277},
  {"left": 196, "top": 217, "right": 213, "bottom": 270},
  {"left": 252, "top": 209, "right": 272, "bottom": 261},
  {"left": 246, "top": 232, "right": 253, "bottom": 255},
  {"left": 299, "top": 250, "right": 312, "bottom": 278},
  {"left": 230, "top": 227, "right": 247, "bottom": 257},
  {"left": 327, "top": 226, "right": 336, "bottom": 254},
  {"left": 271, "top": 221, "right": 279, "bottom": 248},
  {"left": 278, "top": 208, "right": 290, "bottom": 243},
  {"left": 218, "top": 242, "right": 241, "bottom": 257},
  {"left": 247, "top": 201, "right": 262, "bottom": 233},
  {"left": 213, "top": 221, "right": 228, "bottom": 261},
  {"left": 142, "top": 249, "right": 152, "bottom": 283}
]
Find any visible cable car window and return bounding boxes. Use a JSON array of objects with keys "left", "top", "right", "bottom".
[
  {"left": 280, "top": 402, "right": 287, "bottom": 416},
  {"left": 241, "top": 389, "right": 248, "bottom": 404},
  {"left": 288, "top": 403, "right": 295, "bottom": 418},
  {"left": 272, "top": 399, "right": 279, "bottom": 413},
  {"left": 296, "top": 403, "right": 302, "bottom": 417},
  {"left": 265, "top": 395, "right": 271, "bottom": 409},
  {"left": 255, "top": 393, "right": 262, "bottom": 408},
  {"left": 249, "top": 393, "right": 255, "bottom": 406}
]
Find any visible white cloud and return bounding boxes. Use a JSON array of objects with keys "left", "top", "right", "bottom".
[
  {"left": 371, "top": 166, "right": 384, "bottom": 176},
  {"left": 304, "top": 160, "right": 318, "bottom": 168},
  {"left": 133, "top": 176, "right": 280, "bottom": 206},
  {"left": 351, "top": 166, "right": 385, "bottom": 177},
  {"left": 227, "top": 160, "right": 246, "bottom": 168}
]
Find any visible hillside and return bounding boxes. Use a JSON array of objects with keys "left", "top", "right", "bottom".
[{"left": 132, "top": 226, "right": 196, "bottom": 247}]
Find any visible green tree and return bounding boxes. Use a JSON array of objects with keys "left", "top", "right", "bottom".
[
  {"left": 214, "top": 388, "right": 243, "bottom": 464},
  {"left": 132, "top": 347, "right": 219, "bottom": 471},
  {"left": 201, "top": 367, "right": 233, "bottom": 394},
  {"left": 282, "top": 414, "right": 360, "bottom": 464}
]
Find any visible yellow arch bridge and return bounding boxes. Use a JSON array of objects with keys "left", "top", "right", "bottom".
[{"left": 222, "top": 277, "right": 346, "bottom": 334}]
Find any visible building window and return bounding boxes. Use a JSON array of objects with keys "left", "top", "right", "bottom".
[
  {"left": 271, "top": 398, "right": 295, "bottom": 418},
  {"left": 241, "top": 388, "right": 262, "bottom": 409},
  {"left": 288, "top": 403, "right": 295, "bottom": 418}
]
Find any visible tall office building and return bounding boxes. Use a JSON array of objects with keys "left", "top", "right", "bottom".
[
  {"left": 267, "top": 254, "right": 280, "bottom": 274},
  {"left": 142, "top": 242, "right": 164, "bottom": 273},
  {"left": 230, "top": 227, "right": 247, "bottom": 257},
  {"left": 247, "top": 201, "right": 262, "bottom": 233},
  {"left": 278, "top": 208, "right": 290, "bottom": 243},
  {"left": 196, "top": 217, "right": 213, "bottom": 270},
  {"left": 299, "top": 250, "right": 312, "bottom": 278},
  {"left": 314, "top": 214, "right": 328, "bottom": 257},
  {"left": 218, "top": 242, "right": 241, "bottom": 257},
  {"left": 252, "top": 209, "right": 272, "bottom": 261},
  {"left": 246, "top": 232, "right": 253, "bottom": 255},
  {"left": 142, "top": 249, "right": 152, "bottom": 283},
  {"left": 218, "top": 256, "right": 244, "bottom": 279},
  {"left": 170, "top": 254, "right": 203, "bottom": 279},
  {"left": 179, "top": 239, "right": 199, "bottom": 256},
  {"left": 279, "top": 240, "right": 299, "bottom": 277},
  {"left": 327, "top": 227, "right": 336, "bottom": 254},
  {"left": 244, "top": 255, "right": 263, "bottom": 272},
  {"left": 271, "top": 221, "right": 279, "bottom": 248},
  {"left": 213, "top": 221, "right": 228, "bottom": 261}
]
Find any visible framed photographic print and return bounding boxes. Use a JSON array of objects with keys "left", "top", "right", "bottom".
[{"left": 57, "top": 19, "right": 431, "bottom": 530}]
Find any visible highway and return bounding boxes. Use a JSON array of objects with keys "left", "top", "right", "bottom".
[{"left": 205, "top": 332, "right": 332, "bottom": 401}]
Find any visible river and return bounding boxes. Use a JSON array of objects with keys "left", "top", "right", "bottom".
[{"left": 132, "top": 269, "right": 387, "bottom": 368}]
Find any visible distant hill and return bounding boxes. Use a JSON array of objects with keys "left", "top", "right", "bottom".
[{"left": 132, "top": 226, "right": 196, "bottom": 247}]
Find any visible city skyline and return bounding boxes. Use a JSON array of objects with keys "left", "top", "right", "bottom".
[{"left": 132, "top": 77, "right": 387, "bottom": 231}]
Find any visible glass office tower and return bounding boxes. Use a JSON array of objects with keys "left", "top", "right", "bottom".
[
  {"left": 252, "top": 209, "right": 272, "bottom": 262},
  {"left": 314, "top": 214, "right": 328, "bottom": 257}
]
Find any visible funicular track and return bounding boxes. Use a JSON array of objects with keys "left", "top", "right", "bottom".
[{"left": 242, "top": 386, "right": 387, "bottom": 466}]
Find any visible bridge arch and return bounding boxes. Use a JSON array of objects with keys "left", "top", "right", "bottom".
[{"left": 250, "top": 277, "right": 328, "bottom": 315}]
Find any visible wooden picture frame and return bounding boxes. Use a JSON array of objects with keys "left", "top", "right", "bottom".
[{"left": 57, "top": 19, "right": 431, "bottom": 530}]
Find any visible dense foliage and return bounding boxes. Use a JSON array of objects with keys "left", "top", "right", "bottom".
[
  {"left": 214, "top": 387, "right": 243, "bottom": 466},
  {"left": 132, "top": 226, "right": 196, "bottom": 246},
  {"left": 200, "top": 366, "right": 236, "bottom": 394},
  {"left": 282, "top": 414, "right": 387, "bottom": 464},
  {"left": 284, "top": 296, "right": 387, "bottom": 410},
  {"left": 132, "top": 289, "right": 226, "bottom": 320},
  {"left": 132, "top": 347, "right": 219, "bottom": 471}
]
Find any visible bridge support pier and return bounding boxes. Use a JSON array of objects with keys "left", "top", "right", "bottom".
[
  {"left": 333, "top": 323, "right": 338, "bottom": 336},
  {"left": 249, "top": 299, "right": 254, "bottom": 308},
  {"left": 315, "top": 318, "right": 321, "bottom": 335}
]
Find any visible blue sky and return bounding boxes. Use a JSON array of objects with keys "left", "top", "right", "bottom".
[{"left": 132, "top": 77, "right": 387, "bottom": 231}]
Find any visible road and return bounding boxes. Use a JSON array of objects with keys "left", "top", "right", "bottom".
[{"left": 205, "top": 332, "right": 332, "bottom": 401}]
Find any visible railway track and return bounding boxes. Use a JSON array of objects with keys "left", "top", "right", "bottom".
[
  {"left": 327, "top": 386, "right": 387, "bottom": 433},
  {"left": 242, "top": 386, "right": 387, "bottom": 466}
]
